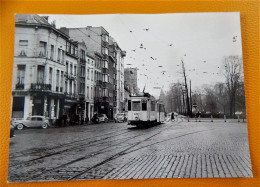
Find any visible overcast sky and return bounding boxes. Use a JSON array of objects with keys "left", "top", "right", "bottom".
[{"left": 46, "top": 13, "right": 243, "bottom": 97}]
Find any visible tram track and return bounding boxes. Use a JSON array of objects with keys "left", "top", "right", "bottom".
[
  {"left": 9, "top": 130, "right": 147, "bottom": 168},
  {"left": 9, "top": 127, "right": 130, "bottom": 159},
  {"left": 10, "top": 121, "right": 223, "bottom": 181},
  {"left": 16, "top": 130, "right": 162, "bottom": 181},
  {"left": 67, "top": 125, "right": 225, "bottom": 180}
]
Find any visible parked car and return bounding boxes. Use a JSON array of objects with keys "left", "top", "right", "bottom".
[
  {"left": 115, "top": 113, "right": 127, "bottom": 123},
  {"left": 13, "top": 116, "right": 50, "bottom": 130},
  {"left": 10, "top": 120, "right": 15, "bottom": 138},
  {"left": 97, "top": 114, "right": 109, "bottom": 123}
]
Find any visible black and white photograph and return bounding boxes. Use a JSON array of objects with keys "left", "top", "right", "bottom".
[{"left": 8, "top": 12, "right": 252, "bottom": 182}]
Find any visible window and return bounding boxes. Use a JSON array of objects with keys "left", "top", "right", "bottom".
[
  {"left": 103, "top": 60, "right": 108, "bottom": 68},
  {"left": 62, "top": 50, "right": 65, "bottom": 64},
  {"left": 159, "top": 104, "right": 165, "bottom": 112},
  {"left": 142, "top": 100, "right": 147, "bottom": 111},
  {"left": 102, "top": 88, "right": 108, "bottom": 97},
  {"left": 74, "top": 82, "right": 76, "bottom": 94},
  {"left": 87, "top": 86, "right": 89, "bottom": 98},
  {"left": 61, "top": 71, "right": 64, "bottom": 89},
  {"left": 37, "top": 65, "right": 45, "bottom": 84},
  {"left": 66, "top": 61, "right": 69, "bottom": 73},
  {"left": 87, "top": 69, "right": 90, "bottom": 80},
  {"left": 67, "top": 42, "right": 70, "bottom": 53},
  {"left": 102, "top": 47, "right": 108, "bottom": 55},
  {"left": 103, "top": 74, "right": 108, "bottom": 82},
  {"left": 19, "top": 40, "right": 28, "bottom": 46},
  {"left": 151, "top": 101, "right": 156, "bottom": 111},
  {"left": 49, "top": 67, "right": 53, "bottom": 85},
  {"left": 70, "top": 64, "right": 73, "bottom": 74},
  {"left": 74, "top": 65, "right": 76, "bottom": 75},
  {"left": 19, "top": 40, "right": 28, "bottom": 56},
  {"left": 69, "top": 80, "right": 72, "bottom": 94},
  {"left": 39, "top": 41, "right": 47, "bottom": 57},
  {"left": 91, "top": 87, "right": 93, "bottom": 99},
  {"left": 57, "top": 48, "right": 61, "bottom": 62},
  {"left": 75, "top": 47, "right": 78, "bottom": 56},
  {"left": 56, "top": 70, "right": 60, "bottom": 91},
  {"left": 65, "top": 81, "right": 67, "bottom": 93},
  {"left": 71, "top": 45, "right": 74, "bottom": 54},
  {"left": 128, "top": 100, "right": 131, "bottom": 111},
  {"left": 17, "top": 65, "right": 26, "bottom": 84},
  {"left": 91, "top": 70, "right": 93, "bottom": 81},
  {"left": 50, "top": 45, "right": 54, "bottom": 60},
  {"left": 102, "top": 34, "right": 109, "bottom": 42},
  {"left": 132, "top": 101, "right": 141, "bottom": 111}
]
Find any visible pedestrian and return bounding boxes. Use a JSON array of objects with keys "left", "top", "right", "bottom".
[
  {"left": 171, "top": 112, "right": 175, "bottom": 122},
  {"left": 91, "top": 112, "right": 98, "bottom": 124}
]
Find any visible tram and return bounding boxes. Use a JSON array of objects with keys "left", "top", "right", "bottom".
[{"left": 127, "top": 92, "right": 165, "bottom": 127}]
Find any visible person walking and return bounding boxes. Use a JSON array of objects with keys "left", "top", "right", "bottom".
[{"left": 171, "top": 112, "right": 175, "bottom": 122}]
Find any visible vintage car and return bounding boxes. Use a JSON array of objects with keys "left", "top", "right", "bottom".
[
  {"left": 115, "top": 113, "right": 127, "bottom": 123},
  {"left": 13, "top": 116, "right": 50, "bottom": 130},
  {"left": 98, "top": 114, "right": 109, "bottom": 123}
]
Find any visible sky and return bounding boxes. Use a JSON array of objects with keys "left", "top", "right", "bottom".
[{"left": 45, "top": 13, "right": 243, "bottom": 97}]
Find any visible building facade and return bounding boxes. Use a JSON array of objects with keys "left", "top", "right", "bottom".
[
  {"left": 60, "top": 26, "right": 125, "bottom": 119},
  {"left": 124, "top": 68, "right": 138, "bottom": 95},
  {"left": 12, "top": 14, "right": 78, "bottom": 122}
]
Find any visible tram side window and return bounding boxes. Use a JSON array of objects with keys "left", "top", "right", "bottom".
[
  {"left": 142, "top": 100, "right": 147, "bottom": 111},
  {"left": 132, "top": 101, "right": 141, "bottom": 111},
  {"left": 159, "top": 104, "right": 165, "bottom": 112},
  {"left": 128, "top": 100, "right": 131, "bottom": 111},
  {"left": 151, "top": 101, "right": 155, "bottom": 111}
]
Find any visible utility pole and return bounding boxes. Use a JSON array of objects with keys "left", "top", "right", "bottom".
[{"left": 181, "top": 59, "right": 191, "bottom": 117}]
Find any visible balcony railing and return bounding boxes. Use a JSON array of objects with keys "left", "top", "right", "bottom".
[
  {"left": 96, "top": 80, "right": 103, "bottom": 86},
  {"left": 31, "top": 83, "right": 51, "bottom": 91},
  {"left": 80, "top": 58, "right": 86, "bottom": 64},
  {"left": 102, "top": 68, "right": 109, "bottom": 74},
  {"left": 102, "top": 40, "right": 109, "bottom": 47},
  {"left": 15, "top": 83, "right": 24, "bottom": 90},
  {"left": 102, "top": 82, "right": 109, "bottom": 88}
]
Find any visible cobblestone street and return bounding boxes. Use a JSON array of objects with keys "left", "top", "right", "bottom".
[{"left": 8, "top": 120, "right": 252, "bottom": 182}]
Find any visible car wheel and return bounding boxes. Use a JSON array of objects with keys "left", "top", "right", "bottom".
[
  {"left": 105, "top": 119, "right": 108, "bottom": 123},
  {"left": 42, "top": 123, "right": 48, "bottom": 129},
  {"left": 16, "top": 123, "right": 24, "bottom": 130}
]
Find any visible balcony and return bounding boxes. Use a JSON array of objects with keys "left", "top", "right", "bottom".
[
  {"left": 102, "top": 82, "right": 109, "bottom": 88},
  {"left": 30, "top": 83, "right": 51, "bottom": 91},
  {"left": 15, "top": 83, "right": 24, "bottom": 90},
  {"left": 96, "top": 80, "right": 103, "bottom": 86},
  {"left": 102, "top": 40, "right": 109, "bottom": 47},
  {"left": 80, "top": 58, "right": 86, "bottom": 64},
  {"left": 102, "top": 67, "right": 109, "bottom": 74}
]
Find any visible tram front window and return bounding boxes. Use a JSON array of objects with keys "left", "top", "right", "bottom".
[
  {"left": 142, "top": 100, "right": 147, "bottom": 111},
  {"left": 128, "top": 100, "right": 131, "bottom": 111},
  {"left": 132, "top": 101, "right": 141, "bottom": 111}
]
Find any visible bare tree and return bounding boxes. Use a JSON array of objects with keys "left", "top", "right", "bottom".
[
  {"left": 223, "top": 56, "right": 243, "bottom": 116},
  {"left": 181, "top": 59, "right": 191, "bottom": 116},
  {"left": 214, "top": 83, "right": 228, "bottom": 115}
]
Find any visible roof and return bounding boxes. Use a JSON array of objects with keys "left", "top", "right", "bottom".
[
  {"left": 15, "top": 14, "right": 51, "bottom": 26},
  {"left": 15, "top": 14, "right": 69, "bottom": 38}
]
